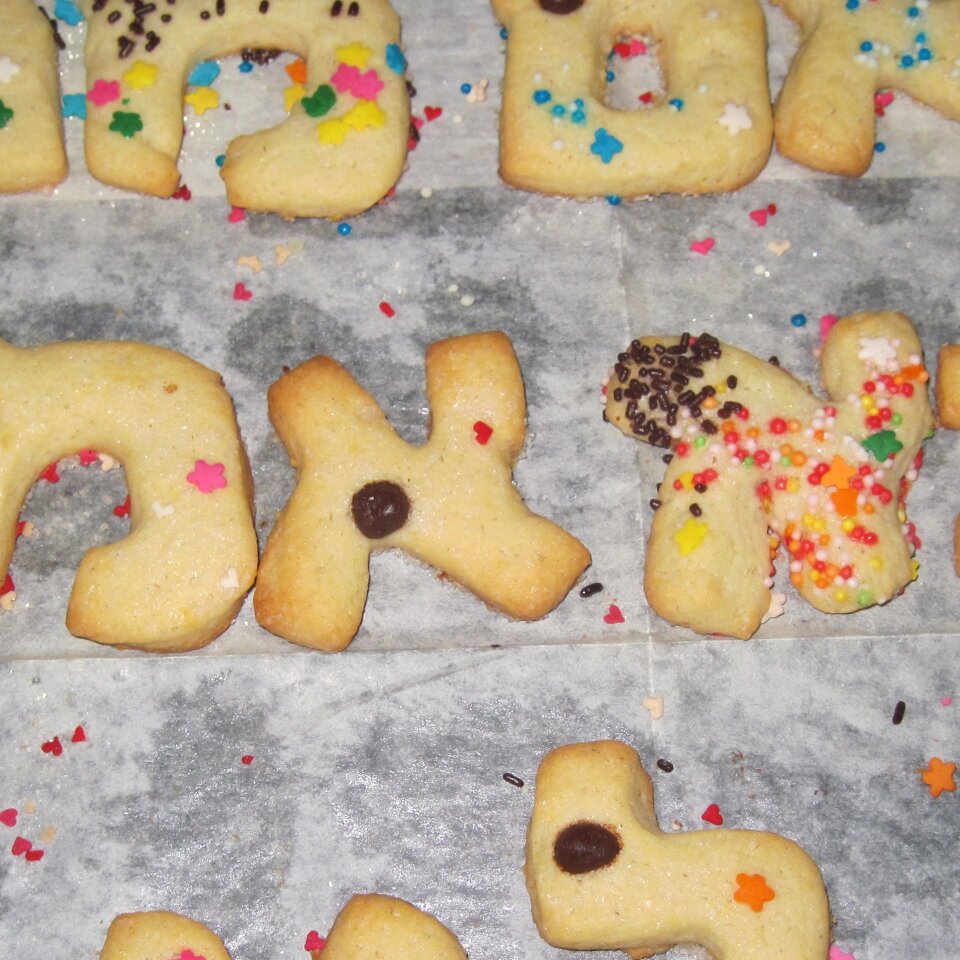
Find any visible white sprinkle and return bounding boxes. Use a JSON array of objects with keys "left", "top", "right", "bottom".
[{"left": 460, "top": 294, "right": 475, "bottom": 307}]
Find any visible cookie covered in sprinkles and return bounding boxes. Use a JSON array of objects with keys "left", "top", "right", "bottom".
[{"left": 604, "top": 312, "right": 934, "bottom": 638}]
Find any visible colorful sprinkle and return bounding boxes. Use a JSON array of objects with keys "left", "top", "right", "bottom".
[
  {"left": 602, "top": 603, "right": 625, "bottom": 624},
  {"left": 188, "top": 61, "right": 221, "bottom": 87},
  {"left": 109, "top": 111, "right": 143, "bottom": 138},
  {"left": 241, "top": 754, "right": 254, "bottom": 765},
  {"left": 919, "top": 757, "right": 956, "bottom": 797},
  {"left": 473, "top": 421, "right": 494, "bottom": 445},
  {"left": 733, "top": 873, "right": 775, "bottom": 911},
  {"left": 41, "top": 736, "right": 64, "bottom": 757},
  {"left": 690, "top": 237, "right": 715, "bottom": 255},
  {"left": 337, "top": 223, "right": 352, "bottom": 236},
  {"left": 0, "top": 100, "right": 13, "bottom": 130},
  {"left": 304, "top": 931, "right": 326, "bottom": 953},
  {"left": 113, "top": 496, "right": 131, "bottom": 518},
  {"left": 701, "top": 803, "right": 723, "bottom": 825},
  {"left": 54, "top": 0, "right": 83, "bottom": 25},
  {"left": 62, "top": 93, "right": 87, "bottom": 119},
  {"left": 378, "top": 301, "right": 395, "bottom": 318},
  {"left": 233, "top": 282, "right": 253, "bottom": 301},
  {"left": 790, "top": 313, "right": 808, "bottom": 328},
  {"left": 0, "top": 57, "right": 21, "bottom": 84},
  {"left": 122, "top": 61, "right": 158, "bottom": 89},
  {"left": 302, "top": 84, "right": 337, "bottom": 118},
  {"left": 185, "top": 86, "right": 219, "bottom": 115},
  {"left": 187, "top": 460, "right": 227, "bottom": 493},
  {"left": 228, "top": 206, "right": 246, "bottom": 223},
  {"left": 718, "top": 102, "right": 752, "bottom": 135},
  {"left": 0, "top": 809, "right": 17, "bottom": 827},
  {"left": 88, "top": 79, "right": 120, "bottom": 107},
  {"left": 590, "top": 128, "right": 623, "bottom": 164},
  {"left": 386, "top": 43, "right": 407, "bottom": 74}
]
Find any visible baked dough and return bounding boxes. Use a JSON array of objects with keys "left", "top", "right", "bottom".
[
  {"left": 0, "top": 0, "right": 68, "bottom": 193},
  {"left": 0, "top": 339, "right": 258, "bottom": 652},
  {"left": 936, "top": 343, "right": 960, "bottom": 575},
  {"left": 255, "top": 331, "right": 591, "bottom": 651},
  {"left": 525, "top": 741, "right": 830, "bottom": 960},
  {"left": 605, "top": 312, "right": 934, "bottom": 638},
  {"left": 490, "top": 0, "right": 773, "bottom": 198},
  {"left": 80, "top": 0, "right": 410, "bottom": 218},
  {"left": 100, "top": 911, "right": 232, "bottom": 960},
  {"left": 773, "top": 0, "right": 960, "bottom": 175}
]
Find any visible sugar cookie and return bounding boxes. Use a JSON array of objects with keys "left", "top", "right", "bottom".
[
  {"left": 0, "top": 0, "right": 68, "bottom": 194},
  {"left": 604, "top": 312, "right": 933, "bottom": 638},
  {"left": 0, "top": 339, "right": 258, "bottom": 652},
  {"left": 490, "top": 0, "right": 773, "bottom": 198},
  {"left": 322, "top": 895, "right": 468, "bottom": 960},
  {"left": 525, "top": 741, "right": 830, "bottom": 960},
  {"left": 936, "top": 343, "right": 960, "bottom": 575},
  {"left": 100, "top": 911, "right": 232, "bottom": 960},
  {"left": 773, "top": 0, "right": 960, "bottom": 175},
  {"left": 80, "top": 0, "right": 410, "bottom": 218},
  {"left": 255, "top": 331, "right": 591, "bottom": 651}
]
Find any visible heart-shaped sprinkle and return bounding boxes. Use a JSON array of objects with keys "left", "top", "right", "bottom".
[
  {"left": 233, "top": 282, "right": 253, "bottom": 301},
  {"left": 0, "top": 574, "right": 13, "bottom": 596},
  {"left": 24, "top": 848, "right": 44, "bottom": 862},
  {"left": 113, "top": 495, "right": 131, "bottom": 518},
  {"left": 941, "top": 696, "right": 953, "bottom": 707},
  {"left": 71, "top": 725, "right": 86, "bottom": 744},
  {"left": 701, "top": 803, "right": 723, "bottom": 825},
  {"left": 767, "top": 240, "right": 791, "bottom": 256},
  {"left": 0, "top": 809, "right": 17, "bottom": 827},
  {"left": 172, "top": 184, "right": 192, "bottom": 201},
  {"left": 473, "top": 421, "right": 493, "bottom": 445},
  {"left": 304, "top": 931, "right": 326, "bottom": 952},
  {"left": 11, "top": 836, "right": 32, "bottom": 856},
  {"left": 152, "top": 501, "right": 175, "bottom": 518},
  {"left": 228, "top": 206, "right": 246, "bottom": 223},
  {"left": 40, "top": 462, "right": 60, "bottom": 483},
  {"left": 41, "top": 736, "right": 63, "bottom": 757},
  {"left": 178, "top": 951, "right": 206, "bottom": 960},
  {"left": 424, "top": 105, "right": 442, "bottom": 121},
  {"left": 874, "top": 90, "right": 894, "bottom": 116},
  {"left": 749, "top": 208, "right": 768, "bottom": 226},
  {"left": 690, "top": 237, "right": 715, "bottom": 255},
  {"left": 642, "top": 696, "right": 663, "bottom": 720},
  {"left": 602, "top": 604, "right": 625, "bottom": 624},
  {"left": 638, "top": 91, "right": 654, "bottom": 104}
]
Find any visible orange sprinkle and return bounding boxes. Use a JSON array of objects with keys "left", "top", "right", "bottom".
[
  {"left": 919, "top": 757, "right": 956, "bottom": 798},
  {"left": 900, "top": 364, "right": 925, "bottom": 380},
  {"left": 285, "top": 58, "right": 308, "bottom": 84},
  {"left": 790, "top": 451, "right": 807, "bottom": 467},
  {"left": 734, "top": 874, "right": 776, "bottom": 912},
  {"left": 787, "top": 419, "right": 801, "bottom": 433},
  {"left": 831, "top": 487, "right": 859, "bottom": 517}
]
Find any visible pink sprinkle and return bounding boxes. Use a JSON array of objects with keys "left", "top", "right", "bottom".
[
  {"left": 690, "top": 238, "right": 715, "bottom": 255},
  {"left": 88, "top": 79, "right": 120, "bottom": 107},
  {"left": 11, "top": 836, "right": 32, "bottom": 856},
  {"left": 241, "top": 754, "right": 254, "bottom": 765},
  {"left": 304, "top": 931, "right": 326, "bottom": 952},
  {"left": 39, "top": 462, "right": 60, "bottom": 483},
  {"left": 331, "top": 63, "right": 384, "bottom": 100},
  {"left": 78, "top": 449, "right": 99, "bottom": 466},
  {"left": 0, "top": 809, "right": 17, "bottom": 827},
  {"left": 379, "top": 301, "right": 395, "bottom": 318},
  {"left": 187, "top": 460, "right": 227, "bottom": 494},
  {"left": 819, "top": 313, "right": 838, "bottom": 342},
  {"left": 602, "top": 604, "right": 625, "bottom": 624},
  {"left": 233, "top": 282, "right": 253, "bottom": 301},
  {"left": 941, "top": 696, "right": 953, "bottom": 707},
  {"left": 179, "top": 952, "right": 206, "bottom": 960},
  {"left": 874, "top": 90, "right": 894, "bottom": 116},
  {"left": 829, "top": 946, "right": 856, "bottom": 960},
  {"left": 228, "top": 206, "right": 246, "bottom": 223},
  {"left": 411, "top": 115, "right": 424, "bottom": 131},
  {"left": 749, "top": 207, "right": 770, "bottom": 226}
]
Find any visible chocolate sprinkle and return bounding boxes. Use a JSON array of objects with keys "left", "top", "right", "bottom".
[
  {"left": 351, "top": 481, "right": 410, "bottom": 540},
  {"left": 656, "top": 758, "right": 674, "bottom": 773},
  {"left": 579, "top": 582, "right": 603, "bottom": 598},
  {"left": 690, "top": 503, "right": 702, "bottom": 517},
  {"left": 554, "top": 822, "right": 621, "bottom": 874},
  {"left": 502, "top": 772, "right": 524, "bottom": 787},
  {"left": 892, "top": 700, "right": 906, "bottom": 725}
]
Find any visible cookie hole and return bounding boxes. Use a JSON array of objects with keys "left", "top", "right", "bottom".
[{"left": 603, "top": 35, "right": 664, "bottom": 111}]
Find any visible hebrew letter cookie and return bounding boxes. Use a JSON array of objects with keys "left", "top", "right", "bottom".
[
  {"left": 0, "top": 339, "right": 258, "bottom": 652},
  {"left": 772, "top": 0, "right": 960, "bottom": 175},
  {"left": 936, "top": 343, "right": 960, "bottom": 575},
  {"left": 255, "top": 330, "right": 591, "bottom": 651},
  {"left": 525, "top": 741, "right": 830, "bottom": 960},
  {"left": 0, "top": 0, "right": 68, "bottom": 193},
  {"left": 80, "top": 0, "right": 410, "bottom": 218},
  {"left": 101, "top": 911, "right": 233, "bottom": 960},
  {"left": 322, "top": 895, "right": 468, "bottom": 960},
  {"left": 490, "top": 0, "right": 773, "bottom": 198},
  {"left": 604, "top": 312, "right": 934, "bottom": 638}
]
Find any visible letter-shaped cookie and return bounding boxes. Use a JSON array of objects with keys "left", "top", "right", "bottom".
[
  {"left": 80, "top": 0, "right": 410, "bottom": 218},
  {"left": 604, "top": 312, "right": 934, "bottom": 638},
  {"left": 0, "top": 0, "right": 68, "bottom": 193},
  {"left": 936, "top": 344, "right": 960, "bottom": 575},
  {"left": 100, "top": 911, "right": 233, "bottom": 960},
  {"left": 490, "top": 0, "right": 773, "bottom": 197},
  {"left": 323, "top": 895, "right": 468, "bottom": 960},
  {"left": 255, "top": 331, "right": 591, "bottom": 651},
  {"left": 772, "top": 0, "right": 960, "bottom": 175},
  {"left": 0, "top": 339, "right": 258, "bottom": 652},
  {"left": 526, "top": 741, "right": 830, "bottom": 960}
]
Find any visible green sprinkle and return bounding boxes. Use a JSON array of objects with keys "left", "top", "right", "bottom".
[
  {"left": 856, "top": 590, "right": 874, "bottom": 607},
  {"left": 302, "top": 84, "right": 336, "bottom": 118},
  {"left": 694, "top": 436, "right": 707, "bottom": 448},
  {"left": 109, "top": 111, "right": 143, "bottom": 138},
  {"left": 0, "top": 99, "right": 13, "bottom": 130}
]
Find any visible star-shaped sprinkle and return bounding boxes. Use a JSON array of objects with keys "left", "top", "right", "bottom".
[
  {"left": 862, "top": 429, "right": 903, "bottom": 461},
  {"left": 109, "top": 111, "right": 143, "bottom": 138},
  {"left": 185, "top": 86, "right": 219, "bottom": 115},
  {"left": 331, "top": 64, "right": 383, "bottom": 101},
  {"left": 919, "top": 757, "right": 956, "bottom": 797},
  {"left": 0, "top": 57, "right": 21, "bottom": 84},
  {"left": 674, "top": 517, "right": 709, "bottom": 555},
  {"left": 188, "top": 60, "right": 221, "bottom": 87},
  {"left": 88, "top": 79, "right": 120, "bottom": 107},
  {"left": 318, "top": 118, "right": 349, "bottom": 144},
  {"left": 302, "top": 84, "right": 336, "bottom": 118},
  {"left": 62, "top": 93, "right": 87, "bottom": 118},
  {"left": 285, "top": 82, "right": 306, "bottom": 112},
  {"left": 590, "top": 128, "right": 623, "bottom": 164},
  {"left": 55, "top": 0, "right": 83, "bottom": 25},
  {"left": 285, "top": 59, "right": 307, "bottom": 84},
  {"left": 343, "top": 100, "right": 385, "bottom": 131},
  {"left": 857, "top": 335, "right": 897, "bottom": 367},
  {"left": 336, "top": 43, "right": 372, "bottom": 68},
  {"left": 186, "top": 460, "right": 227, "bottom": 493},
  {"left": 821, "top": 455, "right": 857, "bottom": 488},
  {"left": 122, "top": 61, "right": 158, "bottom": 89},
  {"left": 830, "top": 487, "right": 859, "bottom": 517},
  {"left": 718, "top": 102, "right": 753, "bottom": 135},
  {"left": 733, "top": 873, "right": 775, "bottom": 911}
]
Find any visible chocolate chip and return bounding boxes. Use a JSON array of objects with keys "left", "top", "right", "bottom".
[
  {"left": 579, "top": 582, "right": 603, "bottom": 598},
  {"left": 554, "top": 822, "right": 621, "bottom": 874},
  {"left": 351, "top": 481, "right": 410, "bottom": 539},
  {"left": 537, "top": 0, "right": 584, "bottom": 11}
]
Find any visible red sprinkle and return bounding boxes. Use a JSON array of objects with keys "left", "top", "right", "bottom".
[
  {"left": 11, "top": 836, "right": 32, "bottom": 856},
  {"left": 113, "top": 496, "right": 131, "bottom": 518},
  {"left": 424, "top": 105, "right": 442, "bottom": 121},
  {"left": 378, "top": 301, "right": 396, "bottom": 318},
  {"left": 71, "top": 725, "right": 86, "bottom": 744},
  {"left": 0, "top": 574, "right": 13, "bottom": 596},
  {"left": 172, "top": 184, "right": 192, "bottom": 201},
  {"left": 233, "top": 282, "right": 254, "bottom": 301},
  {"left": 602, "top": 604, "right": 625, "bottom": 625},
  {"left": 473, "top": 421, "right": 493, "bottom": 445},
  {"left": 701, "top": 803, "right": 723, "bottom": 825},
  {"left": 241, "top": 754, "right": 254, "bottom": 765},
  {"left": 39, "top": 462, "right": 60, "bottom": 484},
  {"left": 41, "top": 736, "right": 63, "bottom": 757},
  {"left": 78, "top": 449, "right": 99, "bottom": 466},
  {"left": 24, "top": 848, "right": 44, "bottom": 862},
  {"left": 0, "top": 809, "right": 17, "bottom": 827},
  {"left": 304, "top": 931, "right": 327, "bottom": 952},
  {"left": 228, "top": 206, "right": 246, "bottom": 223}
]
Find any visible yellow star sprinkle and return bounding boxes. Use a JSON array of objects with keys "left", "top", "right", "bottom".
[
  {"left": 185, "top": 85, "right": 219, "bottom": 116},
  {"left": 122, "top": 60, "right": 158, "bottom": 89},
  {"left": 336, "top": 43, "right": 372, "bottom": 68},
  {"left": 318, "top": 117, "right": 349, "bottom": 144},
  {"left": 919, "top": 757, "right": 956, "bottom": 798},
  {"left": 284, "top": 82, "right": 306, "bottom": 113},
  {"left": 343, "top": 100, "right": 386, "bottom": 131},
  {"left": 674, "top": 517, "right": 709, "bottom": 556}
]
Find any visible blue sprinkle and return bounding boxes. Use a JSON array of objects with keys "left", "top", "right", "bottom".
[
  {"left": 915, "top": 32, "right": 927, "bottom": 43},
  {"left": 900, "top": 54, "right": 915, "bottom": 68},
  {"left": 55, "top": 0, "right": 83, "bottom": 25},
  {"left": 551, "top": 104, "right": 566, "bottom": 117},
  {"left": 590, "top": 128, "right": 623, "bottom": 164},
  {"left": 907, "top": 5, "right": 920, "bottom": 16},
  {"left": 918, "top": 47, "right": 932, "bottom": 61},
  {"left": 790, "top": 313, "right": 807, "bottom": 328},
  {"left": 215, "top": 154, "right": 226, "bottom": 167},
  {"left": 846, "top": 0, "right": 859, "bottom": 9},
  {"left": 337, "top": 222, "right": 352, "bottom": 236},
  {"left": 668, "top": 98, "right": 684, "bottom": 111},
  {"left": 606, "top": 70, "right": 615, "bottom": 82},
  {"left": 860, "top": 40, "right": 873, "bottom": 52},
  {"left": 571, "top": 109, "right": 586, "bottom": 124},
  {"left": 574, "top": 98, "right": 584, "bottom": 109},
  {"left": 386, "top": 43, "right": 406, "bottom": 74},
  {"left": 875, "top": 141, "right": 886, "bottom": 153},
  {"left": 188, "top": 61, "right": 221, "bottom": 87},
  {"left": 533, "top": 89, "right": 552, "bottom": 104},
  {"left": 62, "top": 93, "right": 87, "bottom": 119},
  {"left": 606, "top": 195, "right": 621, "bottom": 206},
  {"left": 460, "top": 82, "right": 472, "bottom": 95},
  {"left": 239, "top": 61, "right": 254, "bottom": 73},
  {"left": 499, "top": 26, "right": 508, "bottom": 40}
]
